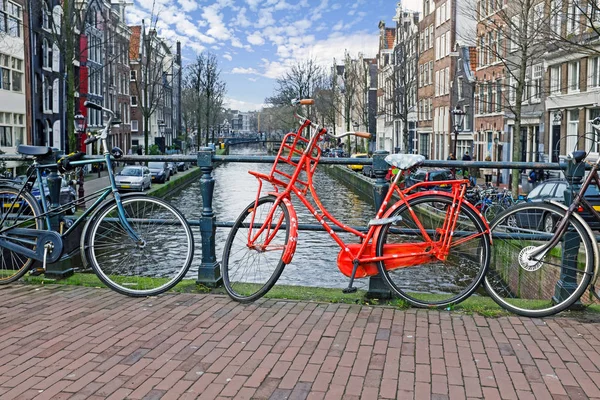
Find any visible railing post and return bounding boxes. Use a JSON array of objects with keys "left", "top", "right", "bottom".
[
  {"left": 367, "top": 150, "right": 392, "bottom": 299},
  {"left": 553, "top": 156, "right": 585, "bottom": 309},
  {"left": 45, "top": 149, "right": 74, "bottom": 279},
  {"left": 197, "top": 147, "right": 222, "bottom": 287}
]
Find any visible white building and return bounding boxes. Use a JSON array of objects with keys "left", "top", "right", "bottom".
[{"left": 0, "top": 0, "right": 28, "bottom": 169}]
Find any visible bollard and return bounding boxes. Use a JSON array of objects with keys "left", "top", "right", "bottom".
[
  {"left": 553, "top": 156, "right": 585, "bottom": 309},
  {"left": 197, "top": 147, "right": 223, "bottom": 287},
  {"left": 366, "top": 150, "right": 393, "bottom": 300}
]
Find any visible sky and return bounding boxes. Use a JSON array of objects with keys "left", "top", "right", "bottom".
[{"left": 126, "top": 0, "right": 421, "bottom": 112}]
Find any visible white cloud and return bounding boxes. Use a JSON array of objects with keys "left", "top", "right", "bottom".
[
  {"left": 223, "top": 53, "right": 233, "bottom": 61},
  {"left": 233, "top": 7, "right": 252, "bottom": 28},
  {"left": 224, "top": 97, "right": 264, "bottom": 112},
  {"left": 178, "top": 0, "right": 198, "bottom": 12},
  {"left": 247, "top": 32, "right": 265, "bottom": 46},
  {"left": 203, "top": 5, "right": 231, "bottom": 40},
  {"left": 231, "top": 67, "right": 260, "bottom": 74}
]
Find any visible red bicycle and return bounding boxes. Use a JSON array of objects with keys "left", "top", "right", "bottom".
[{"left": 221, "top": 99, "right": 492, "bottom": 308}]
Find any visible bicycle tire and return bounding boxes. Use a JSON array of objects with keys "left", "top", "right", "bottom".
[
  {"left": 0, "top": 186, "right": 43, "bottom": 284},
  {"left": 86, "top": 195, "right": 194, "bottom": 296},
  {"left": 376, "top": 194, "right": 491, "bottom": 308},
  {"left": 485, "top": 202, "right": 594, "bottom": 317},
  {"left": 484, "top": 203, "right": 505, "bottom": 222},
  {"left": 222, "top": 195, "right": 290, "bottom": 303}
]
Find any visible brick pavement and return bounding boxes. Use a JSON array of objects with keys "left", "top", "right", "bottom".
[{"left": 1, "top": 285, "right": 599, "bottom": 400}]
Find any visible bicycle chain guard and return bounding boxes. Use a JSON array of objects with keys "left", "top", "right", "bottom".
[{"left": 0, "top": 229, "right": 63, "bottom": 263}]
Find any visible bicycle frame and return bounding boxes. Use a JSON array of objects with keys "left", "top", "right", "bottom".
[
  {"left": 0, "top": 106, "right": 142, "bottom": 250},
  {"left": 529, "top": 159, "right": 600, "bottom": 290},
  {"left": 246, "top": 118, "right": 490, "bottom": 279}
]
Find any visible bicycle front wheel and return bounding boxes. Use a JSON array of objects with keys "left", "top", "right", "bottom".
[
  {"left": 376, "top": 195, "right": 491, "bottom": 308},
  {"left": 222, "top": 195, "right": 290, "bottom": 303},
  {"left": 86, "top": 196, "right": 194, "bottom": 296},
  {"left": 486, "top": 202, "right": 594, "bottom": 317},
  {"left": 0, "top": 186, "right": 43, "bottom": 283}
]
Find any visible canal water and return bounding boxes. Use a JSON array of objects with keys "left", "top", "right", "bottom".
[{"left": 169, "top": 145, "right": 376, "bottom": 289}]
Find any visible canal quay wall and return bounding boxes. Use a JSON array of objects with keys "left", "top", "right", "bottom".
[
  {"left": 147, "top": 166, "right": 201, "bottom": 198},
  {"left": 320, "top": 164, "right": 376, "bottom": 203}
]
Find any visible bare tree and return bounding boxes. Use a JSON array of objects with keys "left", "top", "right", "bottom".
[
  {"left": 129, "top": 15, "right": 172, "bottom": 155},
  {"left": 184, "top": 52, "right": 226, "bottom": 147},
  {"left": 460, "top": 0, "right": 547, "bottom": 195}
]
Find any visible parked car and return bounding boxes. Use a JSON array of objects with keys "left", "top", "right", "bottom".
[
  {"left": 115, "top": 166, "right": 151, "bottom": 192},
  {"left": 167, "top": 162, "right": 177, "bottom": 176},
  {"left": 510, "top": 179, "right": 600, "bottom": 232},
  {"left": 177, "top": 161, "right": 189, "bottom": 171},
  {"left": 326, "top": 148, "right": 347, "bottom": 158},
  {"left": 148, "top": 161, "right": 170, "bottom": 183},
  {"left": 14, "top": 175, "right": 78, "bottom": 215},
  {"left": 362, "top": 165, "right": 374, "bottom": 178},
  {"left": 348, "top": 153, "right": 368, "bottom": 171},
  {"left": 404, "top": 168, "right": 452, "bottom": 191}
]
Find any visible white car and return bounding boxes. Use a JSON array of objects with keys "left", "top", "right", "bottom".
[{"left": 115, "top": 166, "right": 152, "bottom": 192}]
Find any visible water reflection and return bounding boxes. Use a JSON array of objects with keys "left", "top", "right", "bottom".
[{"left": 170, "top": 145, "right": 374, "bottom": 288}]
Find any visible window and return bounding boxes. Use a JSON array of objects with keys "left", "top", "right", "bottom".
[
  {"left": 131, "top": 95, "right": 138, "bottom": 106},
  {"left": 496, "top": 79, "right": 502, "bottom": 112},
  {"left": 531, "top": 64, "right": 542, "bottom": 101},
  {"left": 551, "top": 0, "right": 563, "bottom": 34},
  {"left": 464, "top": 105, "right": 471, "bottom": 130},
  {"left": 510, "top": 16, "right": 520, "bottom": 52},
  {"left": 567, "top": 110, "right": 579, "bottom": 154},
  {"left": 550, "top": 65, "right": 561, "bottom": 94},
  {"left": 569, "top": 61, "right": 580, "bottom": 92},
  {"left": 568, "top": 0, "right": 581, "bottom": 35},
  {"left": 590, "top": 57, "right": 600, "bottom": 88},
  {"left": 0, "top": 0, "right": 22, "bottom": 37},
  {"left": 457, "top": 77, "right": 463, "bottom": 99},
  {"left": 131, "top": 120, "right": 138, "bottom": 131},
  {"left": 0, "top": 67, "right": 9, "bottom": 90},
  {"left": 0, "top": 126, "right": 11, "bottom": 146},
  {"left": 130, "top": 70, "right": 136, "bottom": 80},
  {"left": 509, "top": 75, "right": 516, "bottom": 104}
]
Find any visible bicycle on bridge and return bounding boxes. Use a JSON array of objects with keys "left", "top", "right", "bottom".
[
  {"left": 221, "top": 99, "right": 492, "bottom": 308},
  {"left": 0, "top": 101, "right": 194, "bottom": 296}
]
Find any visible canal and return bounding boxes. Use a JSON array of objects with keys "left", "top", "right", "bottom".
[{"left": 169, "top": 145, "right": 376, "bottom": 289}]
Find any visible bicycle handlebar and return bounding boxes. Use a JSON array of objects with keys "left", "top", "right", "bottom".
[{"left": 83, "top": 101, "right": 114, "bottom": 145}]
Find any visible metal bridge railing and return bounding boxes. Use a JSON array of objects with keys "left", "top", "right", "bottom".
[{"left": 0, "top": 148, "right": 572, "bottom": 298}]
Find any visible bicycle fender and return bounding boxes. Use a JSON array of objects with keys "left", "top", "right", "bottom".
[
  {"left": 370, "top": 191, "right": 492, "bottom": 255},
  {"left": 281, "top": 197, "right": 298, "bottom": 264},
  {"left": 548, "top": 200, "right": 600, "bottom": 287}
]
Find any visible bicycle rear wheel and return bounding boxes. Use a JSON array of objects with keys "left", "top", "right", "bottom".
[
  {"left": 86, "top": 196, "right": 194, "bottom": 296},
  {"left": 376, "top": 195, "right": 491, "bottom": 308},
  {"left": 486, "top": 202, "right": 594, "bottom": 317},
  {"left": 222, "top": 195, "right": 290, "bottom": 303},
  {"left": 0, "top": 186, "right": 43, "bottom": 284}
]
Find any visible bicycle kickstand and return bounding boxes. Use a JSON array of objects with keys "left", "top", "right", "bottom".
[{"left": 343, "top": 259, "right": 360, "bottom": 294}]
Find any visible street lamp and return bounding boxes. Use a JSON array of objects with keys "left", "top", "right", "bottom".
[
  {"left": 494, "top": 135, "right": 501, "bottom": 186},
  {"left": 157, "top": 120, "right": 166, "bottom": 153},
  {"left": 74, "top": 110, "right": 86, "bottom": 205},
  {"left": 353, "top": 121, "right": 359, "bottom": 154},
  {"left": 451, "top": 106, "right": 466, "bottom": 159}
]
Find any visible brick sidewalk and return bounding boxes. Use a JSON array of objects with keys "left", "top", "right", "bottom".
[{"left": 1, "top": 285, "right": 599, "bottom": 399}]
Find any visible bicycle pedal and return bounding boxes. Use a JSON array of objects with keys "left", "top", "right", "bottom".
[
  {"left": 29, "top": 267, "right": 45, "bottom": 276},
  {"left": 342, "top": 287, "right": 358, "bottom": 294}
]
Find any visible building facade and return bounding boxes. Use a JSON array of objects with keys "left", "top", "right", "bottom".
[{"left": 0, "top": 0, "right": 28, "bottom": 168}]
